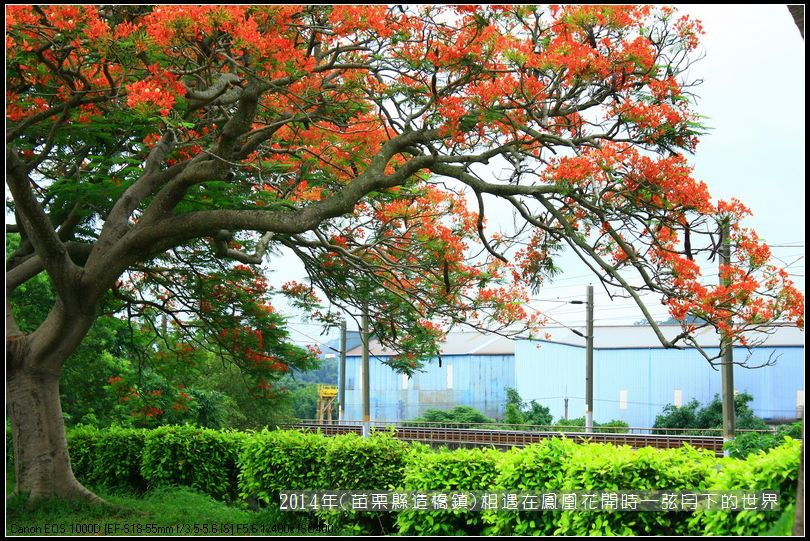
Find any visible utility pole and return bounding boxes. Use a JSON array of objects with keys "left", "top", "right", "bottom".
[
  {"left": 569, "top": 292, "right": 594, "bottom": 432},
  {"left": 361, "top": 308, "right": 370, "bottom": 437},
  {"left": 719, "top": 219, "right": 735, "bottom": 452},
  {"left": 563, "top": 388, "right": 568, "bottom": 421},
  {"left": 585, "top": 284, "right": 594, "bottom": 433},
  {"left": 338, "top": 319, "right": 347, "bottom": 423}
]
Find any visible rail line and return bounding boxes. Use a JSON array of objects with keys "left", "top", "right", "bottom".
[{"left": 283, "top": 423, "right": 725, "bottom": 456}]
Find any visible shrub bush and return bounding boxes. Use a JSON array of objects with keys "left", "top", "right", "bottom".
[
  {"left": 20, "top": 423, "right": 798, "bottom": 537},
  {"left": 485, "top": 439, "right": 717, "bottom": 536},
  {"left": 553, "top": 443, "right": 715, "bottom": 535},
  {"left": 68, "top": 425, "right": 147, "bottom": 492},
  {"left": 238, "top": 429, "right": 329, "bottom": 505},
  {"left": 595, "top": 420, "right": 630, "bottom": 434},
  {"left": 324, "top": 431, "right": 410, "bottom": 490},
  {"left": 725, "top": 422, "right": 802, "bottom": 459},
  {"left": 141, "top": 425, "right": 245, "bottom": 501},
  {"left": 319, "top": 431, "right": 411, "bottom": 535},
  {"left": 65, "top": 425, "right": 99, "bottom": 487},
  {"left": 696, "top": 438, "right": 801, "bottom": 536},
  {"left": 552, "top": 417, "right": 630, "bottom": 433},
  {"left": 484, "top": 437, "right": 579, "bottom": 535},
  {"left": 406, "top": 405, "right": 494, "bottom": 427},
  {"left": 396, "top": 447, "right": 501, "bottom": 536}
]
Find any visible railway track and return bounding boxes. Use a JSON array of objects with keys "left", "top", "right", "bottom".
[{"left": 284, "top": 423, "right": 725, "bottom": 455}]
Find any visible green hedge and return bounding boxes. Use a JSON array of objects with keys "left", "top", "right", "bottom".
[
  {"left": 396, "top": 447, "right": 501, "bottom": 535},
  {"left": 141, "top": 425, "right": 246, "bottom": 501},
  {"left": 485, "top": 437, "right": 579, "bottom": 535},
  {"left": 320, "top": 432, "right": 411, "bottom": 535},
  {"left": 324, "top": 432, "right": 409, "bottom": 490},
  {"left": 21, "top": 426, "right": 800, "bottom": 536},
  {"left": 237, "top": 430, "right": 411, "bottom": 535},
  {"left": 238, "top": 429, "right": 330, "bottom": 505},
  {"left": 695, "top": 438, "right": 801, "bottom": 536},
  {"left": 552, "top": 443, "right": 715, "bottom": 535},
  {"left": 725, "top": 422, "right": 802, "bottom": 459},
  {"left": 68, "top": 425, "right": 148, "bottom": 492}
]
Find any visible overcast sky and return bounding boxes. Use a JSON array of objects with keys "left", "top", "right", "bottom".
[
  {"left": 270, "top": 5, "right": 805, "bottom": 345},
  {"left": 526, "top": 4, "right": 806, "bottom": 329}
]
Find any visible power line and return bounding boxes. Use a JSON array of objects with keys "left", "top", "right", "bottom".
[
  {"left": 287, "top": 326, "right": 341, "bottom": 353},
  {"left": 526, "top": 303, "right": 586, "bottom": 339},
  {"left": 530, "top": 296, "right": 583, "bottom": 303}
]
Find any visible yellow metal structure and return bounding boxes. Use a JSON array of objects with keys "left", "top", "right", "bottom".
[{"left": 316, "top": 385, "right": 338, "bottom": 423}]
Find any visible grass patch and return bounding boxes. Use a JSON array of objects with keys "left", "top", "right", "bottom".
[{"left": 6, "top": 486, "right": 331, "bottom": 536}]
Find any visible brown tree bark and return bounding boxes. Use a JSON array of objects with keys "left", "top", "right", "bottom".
[
  {"left": 6, "top": 366, "right": 101, "bottom": 502},
  {"left": 788, "top": 5, "right": 804, "bottom": 38},
  {"left": 6, "top": 305, "right": 104, "bottom": 503}
]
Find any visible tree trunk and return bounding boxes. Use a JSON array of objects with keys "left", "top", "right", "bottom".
[
  {"left": 6, "top": 363, "right": 102, "bottom": 503},
  {"left": 788, "top": 5, "right": 804, "bottom": 39}
]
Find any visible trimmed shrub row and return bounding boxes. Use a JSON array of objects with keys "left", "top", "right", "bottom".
[
  {"left": 69, "top": 425, "right": 245, "bottom": 501},
  {"left": 62, "top": 426, "right": 801, "bottom": 536}
]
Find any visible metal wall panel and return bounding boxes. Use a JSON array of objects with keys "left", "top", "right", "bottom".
[
  {"left": 515, "top": 340, "right": 804, "bottom": 427},
  {"left": 342, "top": 354, "right": 514, "bottom": 422}
]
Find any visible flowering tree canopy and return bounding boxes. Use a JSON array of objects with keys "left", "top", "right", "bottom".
[{"left": 5, "top": 5, "right": 803, "bottom": 501}]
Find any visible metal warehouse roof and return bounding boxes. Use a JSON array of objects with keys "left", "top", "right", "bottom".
[
  {"left": 346, "top": 330, "right": 516, "bottom": 356},
  {"left": 543, "top": 324, "right": 804, "bottom": 349},
  {"left": 346, "top": 324, "right": 803, "bottom": 356}
]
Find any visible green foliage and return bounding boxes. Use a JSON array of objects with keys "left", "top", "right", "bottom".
[
  {"left": 552, "top": 444, "right": 715, "bottom": 535},
  {"left": 32, "top": 424, "right": 804, "bottom": 536},
  {"left": 597, "top": 420, "right": 632, "bottom": 433},
  {"left": 408, "top": 406, "right": 494, "bottom": 426},
  {"left": 654, "top": 392, "right": 768, "bottom": 433},
  {"left": 777, "top": 421, "right": 803, "bottom": 440},
  {"left": 238, "top": 429, "right": 410, "bottom": 535},
  {"left": 186, "top": 357, "right": 296, "bottom": 430},
  {"left": 140, "top": 425, "right": 246, "bottom": 501},
  {"left": 325, "top": 432, "right": 409, "bottom": 490},
  {"left": 503, "top": 387, "right": 553, "bottom": 427},
  {"left": 67, "top": 425, "right": 148, "bottom": 493},
  {"left": 396, "top": 447, "right": 501, "bottom": 536},
  {"left": 287, "top": 383, "right": 319, "bottom": 420},
  {"left": 654, "top": 399, "right": 701, "bottom": 431},
  {"left": 7, "top": 485, "right": 276, "bottom": 537},
  {"left": 319, "top": 432, "right": 411, "bottom": 534},
  {"left": 765, "top": 504, "right": 795, "bottom": 536},
  {"left": 695, "top": 439, "right": 801, "bottom": 536},
  {"left": 290, "top": 357, "right": 339, "bottom": 385},
  {"left": 725, "top": 431, "right": 781, "bottom": 460},
  {"left": 6, "top": 232, "right": 321, "bottom": 433},
  {"left": 485, "top": 438, "right": 579, "bottom": 535},
  {"left": 502, "top": 403, "right": 525, "bottom": 426},
  {"left": 238, "top": 430, "right": 330, "bottom": 505},
  {"left": 552, "top": 417, "right": 630, "bottom": 433},
  {"left": 695, "top": 392, "right": 768, "bottom": 431}
]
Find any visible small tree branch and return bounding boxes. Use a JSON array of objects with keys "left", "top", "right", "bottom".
[
  {"left": 6, "top": 148, "right": 80, "bottom": 298},
  {"left": 212, "top": 231, "right": 275, "bottom": 264}
]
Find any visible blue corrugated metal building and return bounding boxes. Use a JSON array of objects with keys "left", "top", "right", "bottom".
[
  {"left": 342, "top": 332, "right": 515, "bottom": 421},
  {"left": 342, "top": 325, "right": 804, "bottom": 426}
]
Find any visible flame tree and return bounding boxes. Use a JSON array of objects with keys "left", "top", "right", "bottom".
[{"left": 5, "top": 5, "right": 803, "bottom": 501}]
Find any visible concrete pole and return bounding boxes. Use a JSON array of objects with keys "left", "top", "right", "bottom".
[
  {"left": 585, "top": 285, "right": 594, "bottom": 433},
  {"left": 338, "top": 319, "right": 347, "bottom": 423},
  {"left": 361, "top": 309, "right": 370, "bottom": 436},
  {"left": 719, "top": 220, "right": 735, "bottom": 452}
]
